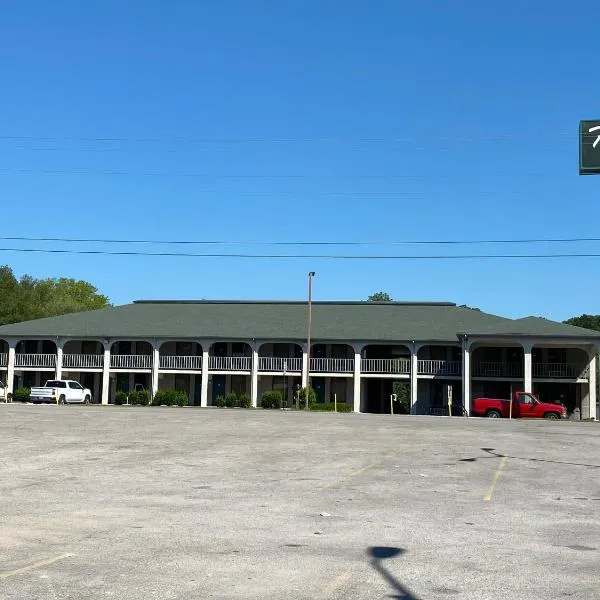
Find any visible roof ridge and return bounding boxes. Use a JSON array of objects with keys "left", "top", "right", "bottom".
[{"left": 132, "top": 299, "right": 457, "bottom": 306}]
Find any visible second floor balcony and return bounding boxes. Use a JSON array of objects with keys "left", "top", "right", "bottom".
[
  {"left": 361, "top": 358, "right": 411, "bottom": 375},
  {"left": 418, "top": 359, "right": 462, "bottom": 376}
]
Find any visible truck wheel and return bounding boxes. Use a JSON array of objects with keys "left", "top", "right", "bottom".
[
  {"left": 59, "top": 395, "right": 66, "bottom": 405},
  {"left": 486, "top": 410, "right": 502, "bottom": 418},
  {"left": 544, "top": 412, "right": 559, "bottom": 420},
  {"left": 84, "top": 395, "right": 90, "bottom": 404}
]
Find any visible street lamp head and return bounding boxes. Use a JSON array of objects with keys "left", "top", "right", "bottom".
[{"left": 308, "top": 271, "right": 315, "bottom": 277}]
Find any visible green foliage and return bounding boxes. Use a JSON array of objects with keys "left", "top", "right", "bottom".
[
  {"left": 152, "top": 389, "right": 187, "bottom": 406},
  {"left": 224, "top": 392, "right": 238, "bottom": 408},
  {"left": 392, "top": 382, "right": 411, "bottom": 414},
  {"left": 310, "top": 402, "right": 353, "bottom": 412},
  {"left": 564, "top": 314, "right": 600, "bottom": 332},
  {"left": 237, "top": 393, "right": 252, "bottom": 408},
  {"left": 0, "top": 265, "right": 110, "bottom": 326},
  {"left": 114, "top": 391, "right": 128, "bottom": 405},
  {"left": 127, "top": 390, "right": 139, "bottom": 405},
  {"left": 136, "top": 389, "right": 150, "bottom": 406},
  {"left": 367, "top": 292, "right": 392, "bottom": 302},
  {"left": 214, "top": 394, "right": 226, "bottom": 408},
  {"left": 261, "top": 389, "right": 282, "bottom": 409},
  {"left": 13, "top": 387, "right": 30, "bottom": 402},
  {"left": 298, "top": 386, "right": 316, "bottom": 408}
]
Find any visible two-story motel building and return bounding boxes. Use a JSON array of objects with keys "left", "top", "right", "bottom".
[{"left": 0, "top": 300, "right": 598, "bottom": 418}]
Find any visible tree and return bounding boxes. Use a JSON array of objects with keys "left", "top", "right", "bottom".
[
  {"left": 564, "top": 314, "right": 600, "bottom": 332},
  {"left": 367, "top": 292, "right": 392, "bottom": 302},
  {"left": 0, "top": 266, "right": 110, "bottom": 326}
]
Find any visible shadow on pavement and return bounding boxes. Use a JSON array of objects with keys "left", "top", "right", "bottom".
[
  {"left": 367, "top": 546, "right": 420, "bottom": 599},
  {"left": 459, "top": 447, "right": 600, "bottom": 469}
]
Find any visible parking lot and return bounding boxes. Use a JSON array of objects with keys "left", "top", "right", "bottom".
[{"left": 1, "top": 406, "right": 599, "bottom": 599}]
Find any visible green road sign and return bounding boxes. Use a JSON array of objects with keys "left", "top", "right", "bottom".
[{"left": 580, "top": 120, "right": 600, "bottom": 175}]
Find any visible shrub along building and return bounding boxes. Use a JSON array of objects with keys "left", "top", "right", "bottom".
[{"left": 0, "top": 300, "right": 598, "bottom": 418}]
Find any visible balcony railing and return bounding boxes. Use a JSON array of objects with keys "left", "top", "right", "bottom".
[
  {"left": 209, "top": 356, "right": 251, "bottom": 371},
  {"left": 14, "top": 353, "right": 57, "bottom": 368},
  {"left": 361, "top": 358, "right": 411, "bottom": 374},
  {"left": 159, "top": 355, "right": 203, "bottom": 370},
  {"left": 310, "top": 358, "right": 354, "bottom": 373},
  {"left": 418, "top": 359, "right": 462, "bottom": 376},
  {"left": 110, "top": 354, "right": 153, "bottom": 369},
  {"left": 258, "top": 357, "right": 302, "bottom": 372},
  {"left": 0, "top": 353, "right": 6, "bottom": 367},
  {"left": 533, "top": 363, "right": 589, "bottom": 379},
  {"left": 472, "top": 362, "right": 523, "bottom": 378},
  {"left": 63, "top": 354, "right": 104, "bottom": 369}
]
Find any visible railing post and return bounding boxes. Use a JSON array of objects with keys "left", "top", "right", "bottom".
[{"left": 101, "top": 343, "right": 111, "bottom": 405}]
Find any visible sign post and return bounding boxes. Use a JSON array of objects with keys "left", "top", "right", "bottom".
[
  {"left": 579, "top": 120, "right": 600, "bottom": 175},
  {"left": 334, "top": 392, "right": 337, "bottom": 413},
  {"left": 447, "top": 385, "right": 453, "bottom": 417},
  {"left": 509, "top": 384, "right": 513, "bottom": 420},
  {"left": 390, "top": 394, "right": 397, "bottom": 415}
]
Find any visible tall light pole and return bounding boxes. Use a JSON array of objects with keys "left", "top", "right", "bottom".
[{"left": 306, "top": 271, "right": 316, "bottom": 410}]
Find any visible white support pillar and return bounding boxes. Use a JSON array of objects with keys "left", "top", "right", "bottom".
[
  {"left": 462, "top": 338, "right": 471, "bottom": 415},
  {"left": 55, "top": 342, "right": 63, "bottom": 381},
  {"left": 151, "top": 344, "right": 160, "bottom": 399},
  {"left": 7, "top": 342, "right": 16, "bottom": 396},
  {"left": 201, "top": 344, "right": 210, "bottom": 407},
  {"left": 251, "top": 344, "right": 259, "bottom": 408},
  {"left": 523, "top": 340, "right": 533, "bottom": 393},
  {"left": 353, "top": 347, "right": 361, "bottom": 413},
  {"left": 587, "top": 352, "right": 597, "bottom": 421},
  {"left": 101, "top": 343, "right": 110, "bottom": 405},
  {"left": 410, "top": 345, "right": 418, "bottom": 414},
  {"left": 301, "top": 344, "right": 308, "bottom": 389}
]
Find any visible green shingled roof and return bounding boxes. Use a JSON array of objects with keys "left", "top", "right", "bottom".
[{"left": 0, "top": 300, "right": 597, "bottom": 343}]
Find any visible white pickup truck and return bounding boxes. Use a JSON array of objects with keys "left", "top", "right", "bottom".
[{"left": 30, "top": 380, "right": 92, "bottom": 404}]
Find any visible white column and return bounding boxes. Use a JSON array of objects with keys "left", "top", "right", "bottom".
[
  {"left": 410, "top": 346, "right": 418, "bottom": 414},
  {"left": 201, "top": 344, "right": 210, "bottom": 407},
  {"left": 301, "top": 344, "right": 308, "bottom": 388},
  {"left": 523, "top": 340, "right": 533, "bottom": 393},
  {"left": 251, "top": 344, "right": 259, "bottom": 408},
  {"left": 55, "top": 342, "right": 63, "bottom": 380},
  {"left": 7, "top": 342, "right": 16, "bottom": 396},
  {"left": 352, "top": 348, "right": 362, "bottom": 412},
  {"left": 587, "top": 352, "right": 597, "bottom": 421},
  {"left": 151, "top": 344, "right": 160, "bottom": 398},
  {"left": 101, "top": 344, "right": 110, "bottom": 404},
  {"left": 462, "top": 339, "right": 471, "bottom": 415}
]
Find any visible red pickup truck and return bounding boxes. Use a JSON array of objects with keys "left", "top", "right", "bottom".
[{"left": 471, "top": 391, "right": 565, "bottom": 419}]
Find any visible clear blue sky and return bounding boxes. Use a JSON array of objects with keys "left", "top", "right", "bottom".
[{"left": 1, "top": 1, "right": 599, "bottom": 321}]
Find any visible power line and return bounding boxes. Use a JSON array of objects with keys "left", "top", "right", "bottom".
[
  {"left": 0, "top": 132, "right": 576, "bottom": 143},
  {"left": 0, "top": 247, "right": 599, "bottom": 260},
  {"left": 2, "top": 235, "right": 600, "bottom": 246}
]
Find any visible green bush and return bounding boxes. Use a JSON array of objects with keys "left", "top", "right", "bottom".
[
  {"left": 114, "top": 390, "right": 128, "bottom": 405},
  {"left": 137, "top": 389, "right": 150, "bottom": 406},
  {"left": 214, "top": 394, "right": 226, "bottom": 408},
  {"left": 261, "top": 389, "right": 282, "bottom": 409},
  {"left": 127, "top": 390, "right": 139, "bottom": 405},
  {"left": 392, "top": 382, "right": 411, "bottom": 414},
  {"left": 298, "top": 387, "right": 317, "bottom": 408},
  {"left": 310, "top": 402, "right": 353, "bottom": 412},
  {"left": 14, "top": 387, "right": 30, "bottom": 402},
  {"left": 237, "top": 392, "right": 252, "bottom": 408},
  {"left": 174, "top": 389, "right": 188, "bottom": 407},
  {"left": 224, "top": 392, "right": 238, "bottom": 408}
]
